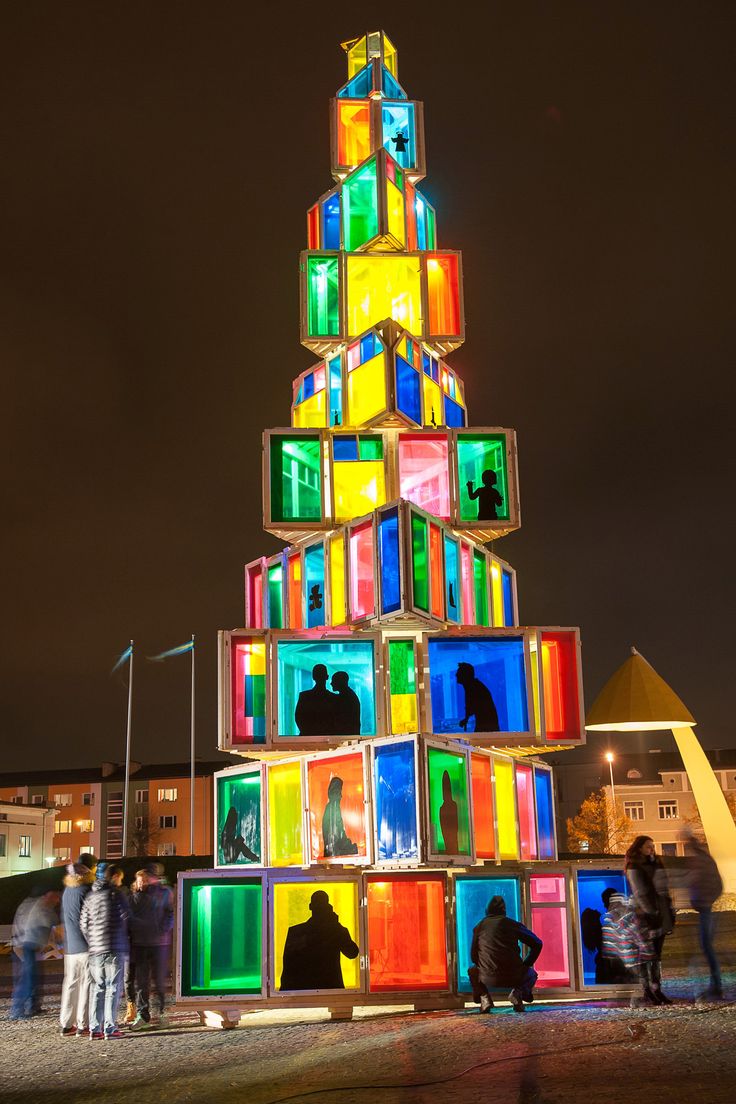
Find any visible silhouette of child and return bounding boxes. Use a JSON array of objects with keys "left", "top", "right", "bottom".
[{"left": 467, "top": 469, "right": 503, "bottom": 520}]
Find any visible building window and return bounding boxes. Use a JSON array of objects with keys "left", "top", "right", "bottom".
[
  {"left": 626, "top": 769, "right": 642, "bottom": 780},
  {"left": 31, "top": 795, "right": 44, "bottom": 805},
  {"left": 158, "top": 788, "right": 178, "bottom": 803},
  {"left": 134, "top": 816, "right": 147, "bottom": 830},
  {"left": 11, "top": 796, "right": 23, "bottom": 804},
  {"left": 0, "top": 834, "right": 6, "bottom": 857},
  {"left": 658, "top": 801, "right": 679, "bottom": 820},
  {"left": 55, "top": 820, "right": 72, "bottom": 834},
  {"left": 623, "top": 801, "right": 645, "bottom": 822},
  {"left": 19, "top": 835, "right": 32, "bottom": 858},
  {"left": 82, "top": 793, "right": 95, "bottom": 806},
  {"left": 135, "top": 789, "right": 148, "bottom": 804},
  {"left": 159, "top": 815, "right": 177, "bottom": 829},
  {"left": 661, "top": 843, "right": 678, "bottom": 856},
  {"left": 157, "top": 842, "right": 176, "bottom": 856},
  {"left": 53, "top": 847, "right": 71, "bottom": 861},
  {"left": 53, "top": 793, "right": 72, "bottom": 806},
  {"left": 76, "top": 820, "right": 94, "bottom": 833}
]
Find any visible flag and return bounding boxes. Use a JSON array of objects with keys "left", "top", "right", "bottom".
[
  {"left": 147, "top": 638, "right": 194, "bottom": 662},
  {"left": 111, "top": 644, "right": 133, "bottom": 674}
]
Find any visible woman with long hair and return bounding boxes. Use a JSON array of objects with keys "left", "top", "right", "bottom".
[{"left": 625, "top": 835, "right": 675, "bottom": 1005}]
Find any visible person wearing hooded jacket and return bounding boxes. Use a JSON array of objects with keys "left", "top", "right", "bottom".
[
  {"left": 128, "top": 863, "right": 174, "bottom": 1030},
  {"left": 625, "top": 835, "right": 675, "bottom": 1005},
  {"left": 59, "top": 862, "right": 94, "bottom": 1036},
  {"left": 470, "top": 896, "right": 543, "bottom": 1013},
  {"left": 79, "top": 863, "right": 130, "bottom": 1039},
  {"left": 684, "top": 831, "right": 724, "bottom": 1000}
]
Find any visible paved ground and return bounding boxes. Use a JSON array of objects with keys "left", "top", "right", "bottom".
[{"left": 1, "top": 972, "right": 734, "bottom": 1104}]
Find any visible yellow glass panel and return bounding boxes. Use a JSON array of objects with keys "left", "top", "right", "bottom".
[
  {"left": 293, "top": 391, "right": 327, "bottom": 428},
  {"left": 330, "top": 533, "right": 346, "bottom": 626},
  {"left": 333, "top": 460, "right": 387, "bottom": 522},
  {"left": 338, "top": 102, "right": 371, "bottom": 167},
  {"left": 268, "top": 761, "right": 304, "bottom": 867},
  {"left": 422, "top": 376, "right": 442, "bottom": 426},
  {"left": 494, "top": 758, "right": 519, "bottom": 859},
  {"left": 347, "top": 36, "right": 367, "bottom": 79},
  {"left": 346, "top": 255, "right": 422, "bottom": 336},
  {"left": 386, "top": 179, "right": 406, "bottom": 247},
  {"left": 347, "top": 353, "right": 387, "bottom": 427},
  {"left": 383, "top": 35, "right": 398, "bottom": 77},
  {"left": 391, "top": 693, "right": 418, "bottom": 735},
  {"left": 272, "top": 880, "right": 360, "bottom": 990},
  {"left": 529, "top": 639, "right": 542, "bottom": 736},
  {"left": 490, "top": 562, "right": 504, "bottom": 626}
]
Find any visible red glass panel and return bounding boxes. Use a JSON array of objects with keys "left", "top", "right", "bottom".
[
  {"left": 541, "top": 631, "right": 582, "bottom": 741},
  {"left": 470, "top": 753, "right": 495, "bottom": 859},
  {"left": 426, "top": 254, "right": 460, "bottom": 336},
  {"left": 515, "top": 764, "right": 538, "bottom": 860},
  {"left": 530, "top": 906, "right": 570, "bottom": 987},
  {"left": 366, "top": 875, "right": 448, "bottom": 991},
  {"left": 287, "top": 554, "right": 302, "bottom": 629},
  {"left": 405, "top": 181, "right": 417, "bottom": 250},
  {"left": 429, "top": 523, "right": 444, "bottom": 619},
  {"left": 246, "top": 565, "right": 263, "bottom": 629},
  {"left": 349, "top": 521, "right": 375, "bottom": 619},
  {"left": 307, "top": 204, "right": 320, "bottom": 249},
  {"left": 306, "top": 752, "right": 367, "bottom": 862}
]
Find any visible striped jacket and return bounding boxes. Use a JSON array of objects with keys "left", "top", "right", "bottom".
[{"left": 79, "top": 882, "right": 129, "bottom": 955}]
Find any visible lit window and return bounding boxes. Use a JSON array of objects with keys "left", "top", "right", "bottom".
[
  {"left": 31, "top": 795, "right": 44, "bottom": 805},
  {"left": 157, "top": 842, "right": 176, "bottom": 856},
  {"left": 158, "top": 788, "right": 178, "bottom": 803},
  {"left": 55, "top": 820, "right": 72, "bottom": 834},
  {"left": 19, "top": 835, "right": 32, "bottom": 858},
  {"left": 658, "top": 801, "right": 679, "bottom": 820},
  {"left": 53, "top": 793, "right": 72, "bottom": 806},
  {"left": 53, "top": 847, "right": 71, "bottom": 860},
  {"left": 159, "top": 815, "right": 177, "bottom": 829},
  {"left": 623, "top": 801, "right": 645, "bottom": 822},
  {"left": 76, "top": 820, "right": 94, "bottom": 833}
]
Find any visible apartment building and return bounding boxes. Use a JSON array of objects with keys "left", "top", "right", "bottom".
[{"left": 0, "top": 802, "right": 56, "bottom": 877}]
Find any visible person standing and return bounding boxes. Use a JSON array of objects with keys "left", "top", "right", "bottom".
[
  {"left": 10, "top": 887, "right": 60, "bottom": 1021},
  {"left": 469, "top": 896, "right": 543, "bottom": 1013},
  {"left": 59, "top": 862, "right": 94, "bottom": 1036},
  {"left": 625, "top": 835, "right": 676, "bottom": 1005},
  {"left": 683, "top": 831, "right": 724, "bottom": 1001},
  {"left": 128, "top": 863, "right": 174, "bottom": 1030},
  {"left": 122, "top": 870, "right": 147, "bottom": 1024},
  {"left": 80, "top": 863, "right": 129, "bottom": 1040}
]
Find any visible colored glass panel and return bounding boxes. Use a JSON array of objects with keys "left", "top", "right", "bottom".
[
  {"left": 333, "top": 456, "right": 387, "bottom": 521},
  {"left": 293, "top": 388, "right": 327, "bottom": 428},
  {"left": 429, "top": 523, "right": 444, "bottom": 620},
  {"left": 276, "top": 638, "right": 376, "bottom": 738},
  {"left": 382, "top": 102, "right": 417, "bottom": 170},
  {"left": 329, "top": 533, "right": 346, "bottom": 626},
  {"left": 374, "top": 739, "right": 418, "bottom": 860},
  {"left": 304, "top": 542, "right": 325, "bottom": 629},
  {"left": 386, "top": 178, "right": 406, "bottom": 246},
  {"left": 502, "top": 570, "right": 515, "bottom": 627},
  {"left": 534, "top": 768, "right": 556, "bottom": 860},
  {"left": 490, "top": 561, "right": 504, "bottom": 626},
  {"left": 322, "top": 193, "right": 341, "bottom": 250},
  {"left": 383, "top": 36, "right": 398, "bottom": 77},
  {"left": 473, "top": 549, "right": 489, "bottom": 627},
  {"left": 267, "top": 760, "right": 304, "bottom": 867},
  {"left": 347, "top": 351, "right": 387, "bottom": 426},
  {"left": 494, "top": 758, "right": 519, "bottom": 859},
  {"left": 338, "top": 64, "right": 373, "bottom": 99},
  {"left": 411, "top": 512, "right": 429, "bottom": 614},
  {"left": 530, "top": 638, "right": 542, "bottom": 736},
  {"left": 530, "top": 904, "right": 570, "bottom": 988},
  {"left": 329, "top": 354, "right": 343, "bottom": 427},
  {"left": 398, "top": 434, "right": 450, "bottom": 519},
  {"left": 415, "top": 193, "right": 427, "bottom": 250},
  {"left": 426, "top": 746, "right": 471, "bottom": 856},
  {"left": 307, "top": 751, "right": 367, "bottom": 863},
  {"left": 343, "top": 158, "right": 379, "bottom": 251},
  {"left": 269, "top": 434, "right": 322, "bottom": 524},
  {"left": 470, "top": 753, "right": 495, "bottom": 859},
  {"left": 531, "top": 874, "right": 566, "bottom": 904},
  {"left": 366, "top": 875, "right": 448, "bottom": 991},
  {"left": 575, "top": 870, "right": 629, "bottom": 985},
  {"left": 216, "top": 770, "right": 262, "bottom": 867},
  {"left": 444, "top": 535, "right": 460, "bottom": 624},
  {"left": 541, "top": 632, "right": 581, "bottom": 741},
  {"left": 307, "top": 204, "right": 319, "bottom": 249},
  {"left": 181, "top": 878, "right": 262, "bottom": 996},
  {"left": 287, "top": 554, "right": 302, "bottom": 629},
  {"left": 426, "top": 254, "right": 460, "bottom": 335},
  {"left": 306, "top": 255, "right": 340, "bottom": 337},
  {"left": 405, "top": 181, "right": 417, "bottom": 250},
  {"left": 349, "top": 520, "right": 375, "bottom": 620},
  {"left": 273, "top": 880, "right": 360, "bottom": 991},
  {"left": 346, "top": 36, "right": 367, "bottom": 79},
  {"left": 422, "top": 374, "right": 442, "bottom": 427},
  {"left": 246, "top": 564, "right": 263, "bottom": 629},
  {"left": 379, "top": 507, "right": 401, "bottom": 615},
  {"left": 337, "top": 100, "right": 371, "bottom": 167},
  {"left": 444, "top": 397, "right": 466, "bottom": 428},
  {"left": 426, "top": 206, "right": 437, "bottom": 250},
  {"left": 515, "top": 763, "right": 538, "bottom": 860},
  {"left": 455, "top": 876, "right": 520, "bottom": 991},
  {"left": 388, "top": 639, "right": 418, "bottom": 734},
  {"left": 457, "top": 434, "right": 510, "bottom": 524},
  {"left": 427, "top": 636, "right": 529, "bottom": 735},
  {"left": 346, "top": 255, "right": 422, "bottom": 336},
  {"left": 461, "top": 543, "right": 474, "bottom": 624},
  {"left": 382, "top": 66, "right": 404, "bottom": 98},
  {"left": 267, "top": 562, "right": 283, "bottom": 629},
  {"left": 395, "top": 354, "right": 421, "bottom": 424},
  {"left": 231, "top": 637, "right": 266, "bottom": 745}
]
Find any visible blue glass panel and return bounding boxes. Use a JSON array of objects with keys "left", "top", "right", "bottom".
[
  {"left": 304, "top": 543, "right": 326, "bottom": 629},
  {"left": 379, "top": 507, "right": 401, "bottom": 615},
  {"left": 502, "top": 570, "right": 515, "bottom": 627},
  {"left": 382, "top": 102, "right": 417, "bottom": 170},
  {"left": 374, "top": 740, "right": 418, "bottom": 861},
  {"left": 322, "top": 194, "right": 341, "bottom": 250},
  {"left": 455, "top": 876, "right": 521, "bottom": 992},
  {"left": 415, "top": 196, "right": 427, "bottom": 250},
  {"left": 338, "top": 65, "right": 374, "bottom": 99},
  {"left": 277, "top": 639, "right": 376, "bottom": 737},
  {"left": 360, "top": 332, "right": 378, "bottom": 363},
  {"left": 303, "top": 372, "right": 314, "bottom": 400},
  {"left": 381, "top": 66, "right": 406, "bottom": 100},
  {"left": 333, "top": 435, "right": 358, "bottom": 461},
  {"left": 296, "top": 380, "right": 304, "bottom": 404},
  {"left": 421, "top": 350, "right": 430, "bottom": 374},
  {"left": 443, "top": 535, "right": 460, "bottom": 623},
  {"left": 576, "top": 870, "right": 630, "bottom": 985},
  {"left": 444, "top": 397, "right": 466, "bottom": 428},
  {"left": 534, "top": 769, "right": 555, "bottom": 859},
  {"left": 395, "top": 354, "right": 421, "bottom": 424},
  {"left": 427, "top": 637, "right": 529, "bottom": 734},
  {"left": 329, "top": 355, "right": 342, "bottom": 426}
]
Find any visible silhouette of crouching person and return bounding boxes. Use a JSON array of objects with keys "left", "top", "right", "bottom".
[
  {"left": 280, "top": 890, "right": 359, "bottom": 990},
  {"left": 220, "top": 807, "right": 259, "bottom": 865}
]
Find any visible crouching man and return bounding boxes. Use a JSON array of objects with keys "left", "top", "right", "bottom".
[{"left": 469, "top": 895, "right": 543, "bottom": 1013}]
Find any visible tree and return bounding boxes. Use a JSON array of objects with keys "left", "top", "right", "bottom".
[
  {"left": 682, "top": 791, "right": 736, "bottom": 836},
  {"left": 127, "top": 814, "right": 161, "bottom": 858},
  {"left": 566, "top": 788, "right": 635, "bottom": 855}
]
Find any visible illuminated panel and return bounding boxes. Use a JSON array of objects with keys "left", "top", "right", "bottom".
[
  {"left": 267, "top": 761, "right": 304, "bottom": 867},
  {"left": 534, "top": 768, "right": 556, "bottom": 860},
  {"left": 455, "top": 876, "right": 520, "bottom": 992},
  {"left": 429, "top": 523, "right": 444, "bottom": 620},
  {"left": 410, "top": 511, "right": 429, "bottom": 614},
  {"left": 216, "top": 770, "right": 262, "bottom": 867},
  {"left": 346, "top": 36, "right": 367, "bottom": 79},
  {"left": 276, "top": 637, "right": 376, "bottom": 738},
  {"left": 336, "top": 100, "right": 371, "bottom": 168},
  {"left": 322, "top": 193, "right": 341, "bottom": 250},
  {"left": 374, "top": 739, "right": 419, "bottom": 860},
  {"left": 461, "top": 543, "right": 474, "bottom": 624},
  {"left": 346, "top": 255, "right": 422, "bottom": 336},
  {"left": 329, "top": 533, "right": 346, "bottom": 626},
  {"left": 269, "top": 434, "right": 322, "bottom": 524},
  {"left": 490, "top": 561, "right": 504, "bottom": 627},
  {"left": 456, "top": 433, "right": 510, "bottom": 525},
  {"left": 332, "top": 434, "right": 387, "bottom": 522},
  {"left": 329, "top": 354, "right": 343, "bottom": 427},
  {"left": 381, "top": 102, "right": 417, "bottom": 171},
  {"left": 378, "top": 506, "right": 401, "bottom": 616},
  {"left": 273, "top": 880, "right": 360, "bottom": 991},
  {"left": 343, "top": 157, "right": 379, "bottom": 251},
  {"left": 346, "top": 333, "right": 386, "bottom": 426},
  {"left": 366, "top": 874, "right": 448, "bottom": 991},
  {"left": 383, "top": 35, "right": 398, "bottom": 77},
  {"left": 245, "top": 563, "right": 263, "bottom": 629},
  {"left": 444, "top": 534, "right": 460, "bottom": 624},
  {"left": 422, "top": 371, "right": 443, "bottom": 427},
  {"left": 515, "top": 763, "right": 538, "bottom": 860},
  {"left": 541, "top": 631, "right": 582, "bottom": 741},
  {"left": 426, "top": 746, "right": 471, "bottom": 856},
  {"left": 502, "top": 569, "right": 515, "bottom": 626},
  {"left": 349, "top": 520, "right": 375, "bottom": 620},
  {"left": 306, "top": 751, "right": 367, "bottom": 863},
  {"left": 267, "top": 561, "right": 283, "bottom": 629},
  {"left": 231, "top": 637, "right": 266, "bottom": 745},
  {"left": 575, "top": 870, "right": 629, "bottom": 985},
  {"left": 529, "top": 875, "right": 571, "bottom": 988},
  {"left": 293, "top": 364, "right": 328, "bottom": 428},
  {"left": 470, "top": 753, "right": 495, "bottom": 859},
  {"left": 388, "top": 639, "right": 418, "bottom": 735},
  {"left": 386, "top": 177, "right": 406, "bottom": 246},
  {"left": 398, "top": 434, "right": 450, "bottom": 519},
  {"left": 287, "top": 553, "right": 302, "bottom": 629},
  {"left": 181, "top": 877, "right": 262, "bottom": 996},
  {"left": 405, "top": 181, "right": 418, "bottom": 250},
  {"left": 338, "top": 64, "right": 373, "bottom": 100},
  {"left": 494, "top": 758, "right": 519, "bottom": 859},
  {"left": 473, "top": 549, "right": 489, "bottom": 627},
  {"left": 426, "top": 254, "right": 460, "bottom": 336},
  {"left": 395, "top": 351, "right": 422, "bottom": 425},
  {"left": 307, "top": 204, "right": 319, "bottom": 249},
  {"left": 306, "top": 255, "right": 340, "bottom": 338},
  {"left": 304, "top": 542, "right": 326, "bottom": 629}
]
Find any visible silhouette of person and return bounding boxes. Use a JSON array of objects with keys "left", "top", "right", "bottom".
[
  {"left": 439, "top": 770, "right": 459, "bottom": 853},
  {"left": 456, "top": 662, "right": 500, "bottom": 732},
  {"left": 280, "top": 890, "right": 359, "bottom": 990},
  {"left": 330, "top": 671, "right": 361, "bottom": 735},
  {"left": 322, "top": 776, "right": 359, "bottom": 858},
  {"left": 295, "top": 663, "right": 336, "bottom": 736},
  {"left": 467, "top": 469, "right": 503, "bottom": 520},
  {"left": 392, "top": 130, "right": 408, "bottom": 154},
  {"left": 448, "top": 582, "right": 457, "bottom": 614},
  {"left": 220, "top": 806, "right": 259, "bottom": 864},
  {"left": 308, "top": 584, "right": 323, "bottom": 613}
]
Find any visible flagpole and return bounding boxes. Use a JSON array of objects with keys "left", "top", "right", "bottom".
[
  {"left": 122, "top": 640, "right": 134, "bottom": 858},
  {"left": 190, "top": 634, "right": 195, "bottom": 855}
]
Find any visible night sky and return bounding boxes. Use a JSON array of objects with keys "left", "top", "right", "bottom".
[{"left": 3, "top": 4, "right": 735, "bottom": 772}]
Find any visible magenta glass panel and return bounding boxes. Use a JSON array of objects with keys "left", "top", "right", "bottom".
[
  {"left": 398, "top": 435, "right": 450, "bottom": 520},
  {"left": 529, "top": 874, "right": 566, "bottom": 904},
  {"left": 460, "top": 544, "right": 474, "bottom": 624},
  {"left": 515, "top": 764, "right": 538, "bottom": 861},
  {"left": 246, "top": 565, "right": 263, "bottom": 629},
  {"left": 530, "top": 906, "right": 570, "bottom": 987},
  {"left": 349, "top": 521, "right": 375, "bottom": 619}
]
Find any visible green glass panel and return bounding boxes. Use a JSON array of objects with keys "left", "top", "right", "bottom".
[
  {"left": 426, "top": 747, "right": 471, "bottom": 855},
  {"left": 389, "top": 639, "right": 416, "bottom": 694},
  {"left": 307, "top": 255, "right": 340, "bottom": 336},
  {"left": 181, "top": 879, "right": 262, "bottom": 995},
  {"left": 268, "top": 563, "right": 283, "bottom": 629},
  {"left": 358, "top": 435, "right": 383, "bottom": 461},
  {"left": 269, "top": 435, "right": 322, "bottom": 523},
  {"left": 343, "top": 158, "right": 379, "bottom": 251},
  {"left": 457, "top": 434, "right": 510, "bottom": 523},
  {"left": 395, "top": 166, "right": 404, "bottom": 191},
  {"left": 426, "top": 206, "right": 436, "bottom": 249},
  {"left": 411, "top": 512, "right": 429, "bottom": 613},
  {"left": 473, "top": 550, "right": 489, "bottom": 626},
  {"left": 217, "top": 772, "right": 262, "bottom": 866}
]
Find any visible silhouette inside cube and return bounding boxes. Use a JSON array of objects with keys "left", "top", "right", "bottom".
[
  {"left": 280, "top": 889, "right": 360, "bottom": 991},
  {"left": 322, "top": 776, "right": 359, "bottom": 857},
  {"left": 466, "top": 468, "right": 503, "bottom": 520}
]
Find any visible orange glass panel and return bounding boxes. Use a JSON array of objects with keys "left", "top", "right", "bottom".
[
  {"left": 337, "top": 101, "right": 371, "bottom": 167},
  {"left": 541, "top": 632, "right": 581, "bottom": 740},
  {"left": 470, "top": 753, "right": 495, "bottom": 859},
  {"left": 426, "top": 254, "right": 460, "bottom": 336},
  {"left": 306, "top": 752, "right": 367, "bottom": 863},
  {"left": 287, "top": 554, "right": 302, "bottom": 629},
  {"left": 429, "top": 523, "right": 444, "bottom": 620},
  {"left": 366, "top": 875, "right": 448, "bottom": 991}
]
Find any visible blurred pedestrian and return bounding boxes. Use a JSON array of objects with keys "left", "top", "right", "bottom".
[
  {"left": 625, "top": 835, "right": 676, "bottom": 1005},
  {"left": 59, "top": 862, "right": 94, "bottom": 1037},
  {"left": 128, "top": 863, "right": 174, "bottom": 1030},
  {"left": 122, "top": 870, "right": 147, "bottom": 1024},
  {"left": 80, "top": 863, "right": 130, "bottom": 1040},
  {"left": 10, "top": 886, "right": 60, "bottom": 1021},
  {"left": 469, "top": 895, "right": 543, "bottom": 1013},
  {"left": 683, "top": 831, "right": 724, "bottom": 1001}
]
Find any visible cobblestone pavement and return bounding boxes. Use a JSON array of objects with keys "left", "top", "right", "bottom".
[{"left": 1, "top": 977, "right": 734, "bottom": 1104}]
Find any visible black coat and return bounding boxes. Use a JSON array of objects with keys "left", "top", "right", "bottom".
[
  {"left": 280, "top": 909, "right": 359, "bottom": 990},
  {"left": 470, "top": 914, "right": 542, "bottom": 988},
  {"left": 626, "top": 856, "right": 675, "bottom": 937}
]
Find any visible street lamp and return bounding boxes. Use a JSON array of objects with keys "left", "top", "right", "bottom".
[{"left": 604, "top": 751, "right": 616, "bottom": 807}]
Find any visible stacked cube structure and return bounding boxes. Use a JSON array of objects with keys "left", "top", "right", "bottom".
[{"left": 177, "top": 33, "right": 624, "bottom": 1019}]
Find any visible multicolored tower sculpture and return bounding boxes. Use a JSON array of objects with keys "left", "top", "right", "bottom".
[{"left": 177, "top": 33, "right": 592, "bottom": 1016}]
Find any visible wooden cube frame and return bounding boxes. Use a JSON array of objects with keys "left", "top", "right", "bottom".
[
  {"left": 262, "top": 428, "right": 328, "bottom": 542},
  {"left": 450, "top": 427, "right": 521, "bottom": 540},
  {"left": 213, "top": 762, "right": 267, "bottom": 870},
  {"left": 264, "top": 756, "right": 308, "bottom": 869},
  {"left": 218, "top": 630, "right": 270, "bottom": 753},
  {"left": 303, "top": 744, "right": 373, "bottom": 867},
  {"left": 329, "top": 97, "right": 426, "bottom": 183},
  {"left": 529, "top": 627, "right": 586, "bottom": 744},
  {"left": 244, "top": 556, "right": 266, "bottom": 629},
  {"left": 336, "top": 54, "right": 408, "bottom": 103},
  {"left": 524, "top": 866, "right": 576, "bottom": 994},
  {"left": 368, "top": 734, "right": 423, "bottom": 866},
  {"left": 421, "top": 735, "right": 476, "bottom": 866},
  {"left": 532, "top": 761, "right": 558, "bottom": 860}
]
